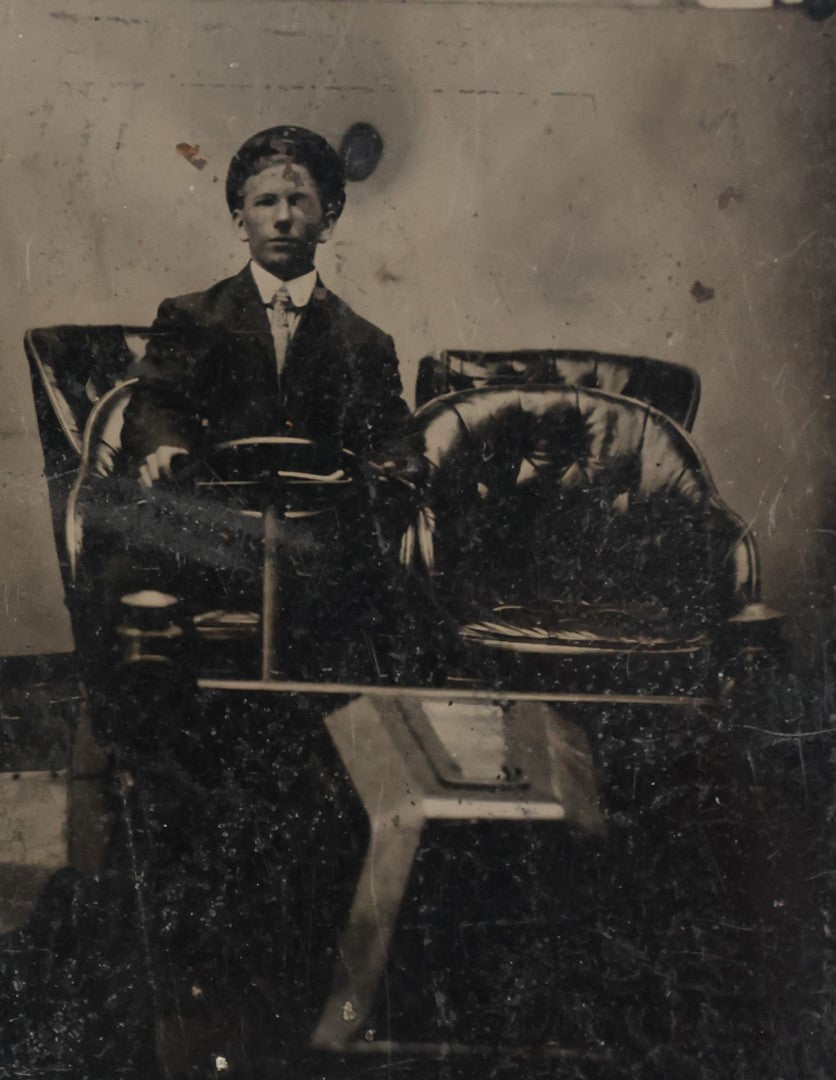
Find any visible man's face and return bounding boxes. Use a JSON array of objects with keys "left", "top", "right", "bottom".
[{"left": 232, "top": 161, "right": 336, "bottom": 279}]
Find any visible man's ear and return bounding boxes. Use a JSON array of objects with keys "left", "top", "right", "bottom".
[
  {"left": 231, "top": 208, "right": 249, "bottom": 243},
  {"left": 317, "top": 210, "right": 338, "bottom": 245}
]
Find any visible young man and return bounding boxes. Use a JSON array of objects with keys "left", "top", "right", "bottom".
[
  {"left": 121, "top": 124, "right": 411, "bottom": 484},
  {"left": 83, "top": 124, "right": 434, "bottom": 688}
]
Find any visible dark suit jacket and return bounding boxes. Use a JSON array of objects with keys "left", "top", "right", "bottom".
[{"left": 121, "top": 266, "right": 411, "bottom": 464}]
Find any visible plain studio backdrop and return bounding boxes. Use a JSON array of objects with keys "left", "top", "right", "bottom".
[{"left": 0, "top": 0, "right": 832, "bottom": 658}]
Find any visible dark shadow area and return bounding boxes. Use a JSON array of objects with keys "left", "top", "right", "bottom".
[{"left": 0, "top": 654, "right": 832, "bottom": 1079}]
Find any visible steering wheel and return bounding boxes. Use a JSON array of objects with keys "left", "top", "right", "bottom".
[
  {"left": 130, "top": 436, "right": 422, "bottom": 684},
  {"left": 181, "top": 437, "right": 361, "bottom": 678},
  {"left": 195, "top": 435, "right": 359, "bottom": 517}
]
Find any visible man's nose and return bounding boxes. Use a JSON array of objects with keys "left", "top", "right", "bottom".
[{"left": 273, "top": 200, "right": 292, "bottom": 227}]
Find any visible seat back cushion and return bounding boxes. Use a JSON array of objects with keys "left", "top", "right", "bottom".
[
  {"left": 415, "top": 349, "right": 700, "bottom": 430},
  {"left": 412, "top": 386, "right": 749, "bottom": 635},
  {"left": 25, "top": 326, "right": 153, "bottom": 460}
]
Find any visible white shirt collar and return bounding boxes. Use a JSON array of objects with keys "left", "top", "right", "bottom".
[{"left": 249, "top": 261, "right": 318, "bottom": 309}]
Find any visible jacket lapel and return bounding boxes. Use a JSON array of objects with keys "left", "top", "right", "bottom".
[
  {"left": 283, "top": 284, "right": 352, "bottom": 440},
  {"left": 224, "top": 265, "right": 275, "bottom": 358},
  {"left": 289, "top": 282, "right": 348, "bottom": 367},
  {"left": 198, "top": 266, "right": 280, "bottom": 436}
]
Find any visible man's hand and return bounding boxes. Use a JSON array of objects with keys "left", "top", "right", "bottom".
[
  {"left": 364, "top": 453, "right": 429, "bottom": 492},
  {"left": 138, "top": 445, "right": 191, "bottom": 489}
]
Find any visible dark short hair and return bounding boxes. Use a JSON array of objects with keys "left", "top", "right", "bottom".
[{"left": 225, "top": 125, "right": 346, "bottom": 218}]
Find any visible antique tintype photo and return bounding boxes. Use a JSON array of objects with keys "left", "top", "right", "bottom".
[{"left": 0, "top": 2, "right": 833, "bottom": 1078}]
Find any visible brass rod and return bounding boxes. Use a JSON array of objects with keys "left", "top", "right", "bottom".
[{"left": 196, "top": 678, "right": 715, "bottom": 709}]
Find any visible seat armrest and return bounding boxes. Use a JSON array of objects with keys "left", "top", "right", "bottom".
[{"left": 65, "top": 380, "right": 138, "bottom": 579}]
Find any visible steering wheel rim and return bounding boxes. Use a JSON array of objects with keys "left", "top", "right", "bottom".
[{"left": 194, "top": 435, "right": 359, "bottom": 515}]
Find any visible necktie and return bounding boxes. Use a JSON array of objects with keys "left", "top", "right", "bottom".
[{"left": 268, "top": 285, "right": 292, "bottom": 382}]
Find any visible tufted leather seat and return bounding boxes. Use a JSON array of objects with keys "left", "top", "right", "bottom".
[
  {"left": 24, "top": 326, "right": 160, "bottom": 455},
  {"left": 401, "top": 386, "right": 759, "bottom": 692},
  {"left": 25, "top": 325, "right": 168, "bottom": 586},
  {"left": 415, "top": 349, "right": 700, "bottom": 430}
]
